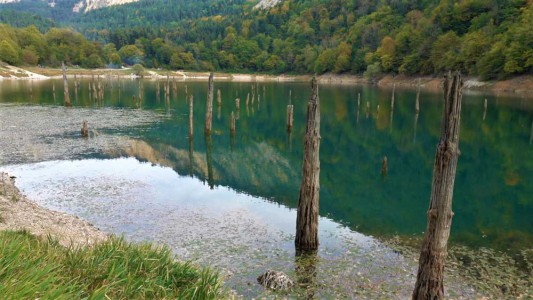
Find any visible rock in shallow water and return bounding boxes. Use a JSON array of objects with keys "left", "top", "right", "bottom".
[{"left": 257, "top": 270, "right": 294, "bottom": 291}]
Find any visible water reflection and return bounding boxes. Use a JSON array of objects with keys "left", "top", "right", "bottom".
[
  {"left": 0, "top": 79, "right": 532, "bottom": 252},
  {"left": 295, "top": 250, "right": 318, "bottom": 299}
]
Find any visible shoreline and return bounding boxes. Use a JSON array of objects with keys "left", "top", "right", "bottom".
[
  {"left": 0, "top": 172, "right": 107, "bottom": 248},
  {"left": 0, "top": 65, "right": 531, "bottom": 96}
]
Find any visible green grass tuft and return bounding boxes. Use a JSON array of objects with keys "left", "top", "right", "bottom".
[{"left": 0, "top": 231, "right": 223, "bottom": 299}]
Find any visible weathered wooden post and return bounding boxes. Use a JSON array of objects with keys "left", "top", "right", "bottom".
[
  {"left": 483, "top": 98, "right": 488, "bottom": 121},
  {"left": 52, "top": 80, "right": 56, "bottom": 101},
  {"left": 217, "top": 89, "right": 221, "bottom": 106},
  {"left": 189, "top": 94, "right": 194, "bottom": 138},
  {"left": 416, "top": 78, "right": 421, "bottom": 114},
  {"left": 230, "top": 111, "right": 236, "bottom": 135},
  {"left": 246, "top": 93, "right": 250, "bottom": 107},
  {"left": 381, "top": 156, "right": 388, "bottom": 176},
  {"left": 412, "top": 71, "right": 463, "bottom": 300},
  {"left": 365, "top": 101, "right": 370, "bottom": 118},
  {"left": 391, "top": 85, "right": 395, "bottom": 111},
  {"left": 62, "top": 62, "right": 71, "bottom": 107},
  {"left": 295, "top": 76, "right": 321, "bottom": 251},
  {"left": 205, "top": 72, "right": 214, "bottom": 134},
  {"left": 81, "top": 121, "right": 89, "bottom": 138},
  {"left": 235, "top": 98, "right": 240, "bottom": 110},
  {"left": 287, "top": 105, "right": 294, "bottom": 132}
]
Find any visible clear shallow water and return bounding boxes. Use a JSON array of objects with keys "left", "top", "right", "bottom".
[{"left": 0, "top": 78, "right": 531, "bottom": 297}]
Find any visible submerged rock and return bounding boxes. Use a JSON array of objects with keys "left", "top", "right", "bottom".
[{"left": 257, "top": 270, "right": 294, "bottom": 291}]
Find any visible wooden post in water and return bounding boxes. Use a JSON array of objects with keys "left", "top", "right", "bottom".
[
  {"left": 235, "top": 98, "right": 240, "bottom": 111},
  {"left": 189, "top": 94, "right": 194, "bottom": 138},
  {"left": 391, "top": 86, "right": 395, "bottom": 111},
  {"left": 52, "top": 81, "right": 56, "bottom": 102},
  {"left": 81, "top": 121, "right": 89, "bottom": 138},
  {"left": 217, "top": 89, "right": 221, "bottom": 106},
  {"left": 416, "top": 78, "right": 421, "bottom": 114},
  {"left": 230, "top": 111, "right": 236, "bottom": 135},
  {"left": 381, "top": 156, "right": 388, "bottom": 176},
  {"left": 365, "top": 101, "right": 370, "bottom": 118},
  {"left": 295, "top": 76, "right": 321, "bottom": 252},
  {"left": 62, "top": 62, "right": 71, "bottom": 106},
  {"left": 483, "top": 98, "right": 488, "bottom": 121},
  {"left": 205, "top": 72, "right": 214, "bottom": 134},
  {"left": 246, "top": 93, "right": 250, "bottom": 107},
  {"left": 287, "top": 105, "right": 294, "bottom": 132},
  {"left": 391, "top": 84, "right": 395, "bottom": 109},
  {"left": 412, "top": 71, "right": 463, "bottom": 300}
]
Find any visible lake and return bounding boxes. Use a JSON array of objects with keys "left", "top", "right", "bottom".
[{"left": 0, "top": 78, "right": 531, "bottom": 298}]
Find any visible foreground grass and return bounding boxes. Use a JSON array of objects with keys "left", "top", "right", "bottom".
[{"left": 0, "top": 230, "right": 223, "bottom": 299}]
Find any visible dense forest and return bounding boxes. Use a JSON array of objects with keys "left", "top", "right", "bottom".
[{"left": 0, "top": 0, "right": 531, "bottom": 79}]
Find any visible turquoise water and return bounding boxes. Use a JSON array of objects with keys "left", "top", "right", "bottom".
[
  {"left": 0, "top": 78, "right": 531, "bottom": 251},
  {"left": 0, "top": 78, "right": 531, "bottom": 297}
]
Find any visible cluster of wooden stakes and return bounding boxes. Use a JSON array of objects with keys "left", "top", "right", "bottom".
[{"left": 61, "top": 65, "right": 465, "bottom": 299}]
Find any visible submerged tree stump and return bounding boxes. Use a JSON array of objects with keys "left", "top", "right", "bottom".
[
  {"left": 295, "top": 77, "right": 321, "bottom": 251},
  {"left": 230, "top": 111, "right": 236, "bottom": 135},
  {"left": 287, "top": 104, "right": 294, "bottom": 132},
  {"left": 412, "top": 71, "right": 463, "bottom": 300},
  {"left": 416, "top": 78, "right": 421, "bottom": 114},
  {"left": 81, "top": 121, "right": 89, "bottom": 138},
  {"left": 189, "top": 94, "right": 194, "bottom": 138},
  {"left": 205, "top": 73, "right": 214, "bottom": 134},
  {"left": 62, "top": 62, "right": 71, "bottom": 107}
]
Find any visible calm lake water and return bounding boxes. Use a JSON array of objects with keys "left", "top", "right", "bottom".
[{"left": 0, "top": 78, "right": 531, "bottom": 297}]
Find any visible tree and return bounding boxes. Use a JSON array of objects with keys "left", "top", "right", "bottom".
[
  {"left": 21, "top": 47, "right": 39, "bottom": 66},
  {"left": 334, "top": 42, "right": 352, "bottom": 73},
  {"left": 314, "top": 49, "right": 336, "bottom": 73},
  {"left": 118, "top": 45, "right": 144, "bottom": 65},
  {"left": 0, "top": 40, "right": 20, "bottom": 65},
  {"left": 413, "top": 72, "right": 463, "bottom": 300}
]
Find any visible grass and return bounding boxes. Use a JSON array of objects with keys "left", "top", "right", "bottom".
[{"left": 0, "top": 230, "right": 223, "bottom": 299}]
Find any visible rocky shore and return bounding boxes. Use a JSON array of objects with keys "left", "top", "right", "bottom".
[{"left": 0, "top": 172, "right": 107, "bottom": 248}]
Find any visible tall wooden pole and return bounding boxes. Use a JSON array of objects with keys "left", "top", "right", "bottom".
[
  {"left": 205, "top": 72, "right": 214, "bottom": 134},
  {"left": 416, "top": 78, "right": 421, "bottom": 114},
  {"left": 295, "top": 76, "right": 321, "bottom": 251},
  {"left": 189, "top": 94, "right": 194, "bottom": 138},
  {"left": 62, "top": 62, "right": 71, "bottom": 107},
  {"left": 287, "top": 104, "right": 294, "bottom": 132},
  {"left": 412, "top": 71, "right": 463, "bottom": 300}
]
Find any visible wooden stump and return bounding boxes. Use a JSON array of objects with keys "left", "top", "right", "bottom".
[
  {"left": 205, "top": 72, "right": 214, "bottom": 134},
  {"left": 81, "top": 121, "right": 89, "bottom": 138},
  {"left": 416, "top": 78, "right": 421, "bottom": 114},
  {"left": 189, "top": 94, "right": 194, "bottom": 138},
  {"left": 62, "top": 62, "right": 71, "bottom": 107},
  {"left": 381, "top": 156, "right": 388, "bottom": 176},
  {"left": 287, "top": 105, "right": 294, "bottom": 132},
  {"left": 295, "top": 76, "right": 321, "bottom": 251},
  {"left": 412, "top": 71, "right": 463, "bottom": 300},
  {"left": 230, "top": 111, "right": 236, "bottom": 135}
]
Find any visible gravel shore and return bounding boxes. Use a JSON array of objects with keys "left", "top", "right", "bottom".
[{"left": 0, "top": 172, "right": 107, "bottom": 248}]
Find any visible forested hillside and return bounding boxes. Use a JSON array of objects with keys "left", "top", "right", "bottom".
[{"left": 0, "top": 0, "right": 531, "bottom": 79}]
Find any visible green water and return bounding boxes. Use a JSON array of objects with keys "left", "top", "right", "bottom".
[{"left": 1, "top": 78, "right": 532, "bottom": 252}]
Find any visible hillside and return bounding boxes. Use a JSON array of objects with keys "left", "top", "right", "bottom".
[{"left": 0, "top": 0, "right": 531, "bottom": 80}]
